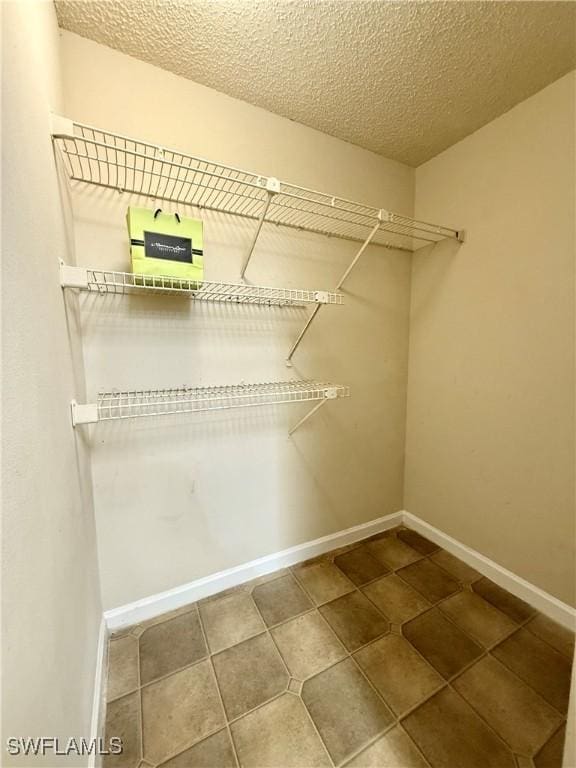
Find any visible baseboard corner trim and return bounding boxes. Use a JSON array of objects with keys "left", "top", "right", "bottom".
[
  {"left": 88, "top": 617, "right": 108, "bottom": 768},
  {"left": 402, "top": 511, "right": 576, "bottom": 630},
  {"left": 104, "top": 510, "right": 404, "bottom": 631}
]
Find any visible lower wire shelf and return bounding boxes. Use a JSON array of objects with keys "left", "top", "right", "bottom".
[{"left": 71, "top": 380, "right": 350, "bottom": 433}]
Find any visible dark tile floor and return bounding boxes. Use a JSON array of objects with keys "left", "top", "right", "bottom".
[{"left": 103, "top": 526, "right": 574, "bottom": 768}]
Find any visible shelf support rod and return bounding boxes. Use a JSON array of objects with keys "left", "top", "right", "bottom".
[
  {"left": 336, "top": 220, "right": 382, "bottom": 289},
  {"left": 286, "top": 304, "right": 322, "bottom": 364},
  {"left": 286, "top": 219, "right": 381, "bottom": 364},
  {"left": 240, "top": 178, "right": 280, "bottom": 280},
  {"left": 288, "top": 399, "right": 328, "bottom": 436}
]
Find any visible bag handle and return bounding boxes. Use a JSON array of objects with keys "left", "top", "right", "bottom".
[{"left": 153, "top": 208, "right": 181, "bottom": 223}]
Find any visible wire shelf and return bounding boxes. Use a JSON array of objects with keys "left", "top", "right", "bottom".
[
  {"left": 52, "top": 117, "right": 463, "bottom": 253},
  {"left": 60, "top": 264, "right": 343, "bottom": 306},
  {"left": 71, "top": 380, "right": 350, "bottom": 425}
]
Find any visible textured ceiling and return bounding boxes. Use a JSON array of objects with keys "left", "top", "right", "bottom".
[{"left": 55, "top": 0, "right": 576, "bottom": 166}]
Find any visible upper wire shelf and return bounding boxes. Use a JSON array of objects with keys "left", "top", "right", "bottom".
[
  {"left": 51, "top": 116, "right": 464, "bottom": 254},
  {"left": 59, "top": 263, "right": 343, "bottom": 307}
]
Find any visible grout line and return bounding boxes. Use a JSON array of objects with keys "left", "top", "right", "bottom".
[
  {"left": 195, "top": 604, "right": 241, "bottom": 768},
  {"left": 336, "top": 720, "right": 399, "bottom": 767},
  {"left": 136, "top": 633, "right": 144, "bottom": 766},
  {"left": 486, "top": 641, "right": 571, "bottom": 720},
  {"left": 522, "top": 617, "right": 576, "bottom": 662},
  {"left": 225, "top": 690, "right": 287, "bottom": 728},
  {"left": 299, "top": 700, "right": 337, "bottom": 768}
]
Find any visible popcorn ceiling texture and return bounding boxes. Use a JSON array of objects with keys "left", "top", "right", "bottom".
[{"left": 55, "top": 0, "right": 575, "bottom": 166}]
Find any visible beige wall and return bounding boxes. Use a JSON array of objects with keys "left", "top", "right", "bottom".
[
  {"left": 406, "top": 72, "right": 575, "bottom": 606},
  {"left": 1, "top": 2, "right": 102, "bottom": 763},
  {"left": 60, "top": 32, "right": 414, "bottom": 610}
]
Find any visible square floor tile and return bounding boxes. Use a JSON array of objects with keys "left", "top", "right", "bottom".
[
  {"left": 199, "top": 591, "right": 265, "bottom": 653},
  {"left": 492, "top": 629, "right": 572, "bottom": 713},
  {"left": 302, "top": 658, "right": 394, "bottom": 765},
  {"left": 403, "top": 687, "right": 516, "bottom": 768},
  {"left": 363, "top": 574, "right": 430, "bottom": 624},
  {"left": 439, "top": 591, "right": 517, "bottom": 647},
  {"left": 212, "top": 632, "right": 288, "bottom": 720},
  {"left": 398, "top": 559, "right": 460, "bottom": 603},
  {"left": 271, "top": 611, "right": 346, "bottom": 680},
  {"left": 139, "top": 609, "right": 207, "bottom": 685},
  {"left": 158, "top": 729, "right": 236, "bottom": 768},
  {"left": 403, "top": 608, "right": 483, "bottom": 679},
  {"left": 397, "top": 530, "right": 439, "bottom": 555},
  {"left": 231, "top": 693, "right": 331, "bottom": 767},
  {"left": 104, "top": 691, "right": 141, "bottom": 768},
  {"left": 320, "top": 591, "right": 389, "bottom": 651},
  {"left": 453, "top": 655, "right": 563, "bottom": 755},
  {"left": 429, "top": 550, "right": 481, "bottom": 583},
  {"left": 252, "top": 574, "right": 312, "bottom": 627},
  {"left": 472, "top": 578, "right": 536, "bottom": 623},
  {"left": 292, "top": 560, "right": 354, "bottom": 605},
  {"left": 346, "top": 726, "right": 430, "bottom": 768},
  {"left": 334, "top": 545, "right": 390, "bottom": 586},
  {"left": 527, "top": 614, "right": 575, "bottom": 660},
  {"left": 368, "top": 536, "right": 423, "bottom": 570},
  {"left": 107, "top": 635, "right": 139, "bottom": 702},
  {"left": 354, "top": 634, "right": 443, "bottom": 716},
  {"left": 534, "top": 727, "right": 566, "bottom": 768},
  {"left": 142, "top": 660, "right": 224, "bottom": 765}
]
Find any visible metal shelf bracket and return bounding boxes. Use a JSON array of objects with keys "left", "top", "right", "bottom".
[
  {"left": 240, "top": 177, "right": 280, "bottom": 280},
  {"left": 288, "top": 387, "right": 338, "bottom": 436},
  {"left": 286, "top": 218, "right": 382, "bottom": 364}
]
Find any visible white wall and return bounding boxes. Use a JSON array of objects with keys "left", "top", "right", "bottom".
[
  {"left": 60, "top": 32, "right": 415, "bottom": 610},
  {"left": 406, "top": 72, "right": 575, "bottom": 606},
  {"left": 1, "top": 3, "right": 102, "bottom": 763}
]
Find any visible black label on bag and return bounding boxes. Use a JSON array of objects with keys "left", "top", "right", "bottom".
[{"left": 143, "top": 231, "right": 193, "bottom": 263}]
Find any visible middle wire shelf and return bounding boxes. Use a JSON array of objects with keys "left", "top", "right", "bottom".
[
  {"left": 71, "top": 380, "right": 351, "bottom": 433},
  {"left": 60, "top": 264, "right": 344, "bottom": 307}
]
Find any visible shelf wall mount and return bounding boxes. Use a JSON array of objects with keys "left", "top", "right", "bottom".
[{"left": 69, "top": 380, "right": 350, "bottom": 433}]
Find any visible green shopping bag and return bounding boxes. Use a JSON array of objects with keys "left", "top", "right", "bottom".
[{"left": 127, "top": 207, "right": 204, "bottom": 283}]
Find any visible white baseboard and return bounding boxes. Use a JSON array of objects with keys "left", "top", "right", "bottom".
[
  {"left": 103, "top": 509, "right": 575, "bottom": 633},
  {"left": 403, "top": 512, "right": 576, "bottom": 631},
  {"left": 88, "top": 618, "right": 108, "bottom": 768},
  {"left": 104, "top": 511, "right": 404, "bottom": 631}
]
